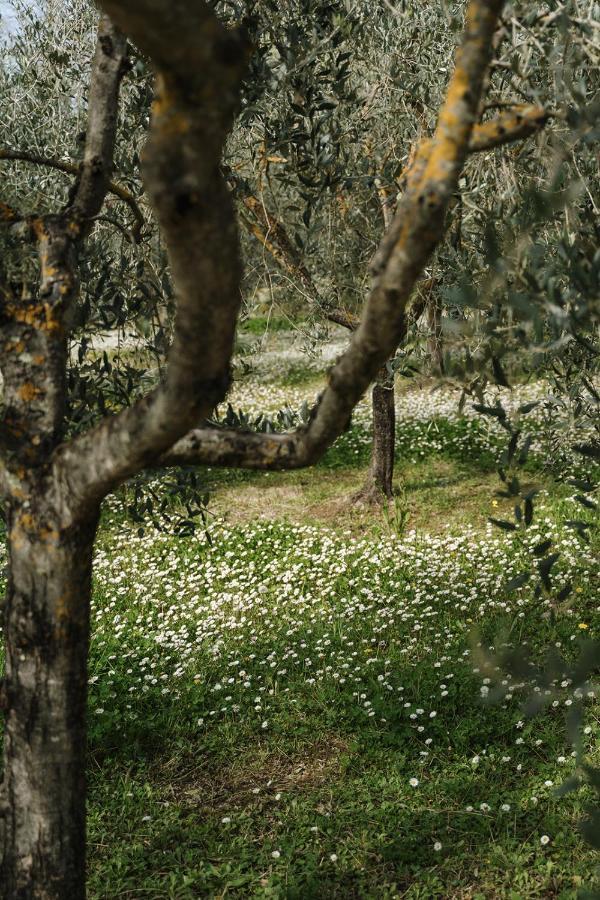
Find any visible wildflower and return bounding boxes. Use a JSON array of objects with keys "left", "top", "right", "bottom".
[
  {"left": 578, "top": 623, "right": 589, "bottom": 630},
  {"left": 409, "top": 778, "right": 419, "bottom": 787},
  {"left": 433, "top": 841, "right": 442, "bottom": 851},
  {"left": 540, "top": 835, "right": 550, "bottom": 846},
  {"left": 271, "top": 850, "right": 281, "bottom": 859},
  {"left": 330, "top": 853, "right": 338, "bottom": 862}
]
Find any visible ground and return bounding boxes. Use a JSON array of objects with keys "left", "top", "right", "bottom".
[{"left": 3, "top": 324, "right": 600, "bottom": 898}]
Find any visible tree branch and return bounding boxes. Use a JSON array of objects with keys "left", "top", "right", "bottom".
[
  {"left": 469, "top": 104, "right": 549, "bottom": 152},
  {"left": 51, "top": 0, "right": 504, "bottom": 512},
  {"left": 50, "top": 0, "right": 250, "bottom": 520},
  {"left": 0, "top": 151, "right": 144, "bottom": 244},
  {"left": 69, "top": 16, "right": 130, "bottom": 227},
  {"left": 0, "top": 17, "right": 130, "bottom": 467}
]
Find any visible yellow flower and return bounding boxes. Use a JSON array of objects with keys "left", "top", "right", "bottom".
[
  {"left": 491, "top": 500, "right": 499, "bottom": 508},
  {"left": 578, "top": 623, "right": 589, "bottom": 630},
  {"left": 576, "top": 587, "right": 583, "bottom": 593}
]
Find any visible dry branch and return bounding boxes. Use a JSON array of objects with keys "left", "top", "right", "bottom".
[{"left": 0, "top": 149, "right": 144, "bottom": 240}]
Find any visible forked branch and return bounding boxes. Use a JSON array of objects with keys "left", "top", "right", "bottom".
[{"left": 51, "top": 0, "right": 505, "bottom": 518}]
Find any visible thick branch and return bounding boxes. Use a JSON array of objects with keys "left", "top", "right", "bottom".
[
  {"left": 50, "top": 2, "right": 249, "bottom": 520},
  {"left": 51, "top": 0, "right": 503, "bottom": 514},
  {"left": 70, "top": 16, "right": 129, "bottom": 227}
]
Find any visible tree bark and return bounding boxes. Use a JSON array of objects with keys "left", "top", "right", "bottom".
[
  {"left": 1, "top": 490, "right": 99, "bottom": 899},
  {"left": 427, "top": 293, "right": 444, "bottom": 375},
  {"left": 353, "top": 366, "right": 395, "bottom": 505}
]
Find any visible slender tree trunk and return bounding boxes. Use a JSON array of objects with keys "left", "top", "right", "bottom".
[
  {"left": 427, "top": 294, "right": 444, "bottom": 374},
  {"left": 353, "top": 366, "right": 395, "bottom": 504},
  {"left": 1, "top": 489, "right": 99, "bottom": 899}
]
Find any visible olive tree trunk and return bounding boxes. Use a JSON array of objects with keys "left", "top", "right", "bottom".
[
  {"left": 1, "top": 494, "right": 99, "bottom": 898},
  {"left": 427, "top": 294, "right": 444, "bottom": 374},
  {"left": 353, "top": 366, "right": 395, "bottom": 504}
]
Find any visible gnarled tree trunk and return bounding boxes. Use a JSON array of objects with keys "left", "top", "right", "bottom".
[
  {"left": 1, "top": 498, "right": 99, "bottom": 899},
  {"left": 0, "top": 4, "right": 514, "bottom": 896}
]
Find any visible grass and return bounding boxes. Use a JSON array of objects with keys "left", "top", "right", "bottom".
[
  {"left": 81, "top": 369, "right": 600, "bottom": 897},
  {"left": 1, "top": 358, "right": 599, "bottom": 897},
  {"left": 85, "top": 496, "right": 600, "bottom": 898}
]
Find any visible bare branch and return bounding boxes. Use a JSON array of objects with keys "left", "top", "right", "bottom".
[
  {"left": 69, "top": 16, "right": 129, "bottom": 228},
  {"left": 469, "top": 105, "right": 549, "bottom": 152},
  {"left": 0, "top": 149, "right": 144, "bottom": 241},
  {"left": 164, "top": 293, "right": 430, "bottom": 472}
]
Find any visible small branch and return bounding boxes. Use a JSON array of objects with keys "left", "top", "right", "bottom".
[
  {"left": 327, "top": 308, "right": 359, "bottom": 331},
  {"left": 0, "top": 460, "right": 9, "bottom": 500},
  {"left": 0, "top": 149, "right": 144, "bottom": 241},
  {"left": 69, "top": 16, "right": 130, "bottom": 230},
  {"left": 469, "top": 105, "right": 549, "bottom": 152}
]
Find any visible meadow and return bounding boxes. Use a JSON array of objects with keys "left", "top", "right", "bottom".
[{"left": 3, "top": 327, "right": 599, "bottom": 898}]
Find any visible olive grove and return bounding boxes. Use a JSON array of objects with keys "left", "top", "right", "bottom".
[{"left": 0, "top": 0, "right": 598, "bottom": 897}]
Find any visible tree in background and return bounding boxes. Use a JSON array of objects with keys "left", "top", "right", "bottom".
[{"left": 220, "top": 0, "right": 555, "bottom": 503}]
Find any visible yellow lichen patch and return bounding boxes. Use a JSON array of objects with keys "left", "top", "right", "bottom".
[
  {"left": 0, "top": 201, "right": 17, "bottom": 222},
  {"left": 469, "top": 106, "right": 548, "bottom": 153},
  {"left": 6, "top": 301, "right": 62, "bottom": 333},
  {"left": 18, "top": 512, "right": 35, "bottom": 532},
  {"left": 32, "top": 218, "right": 47, "bottom": 239},
  {"left": 421, "top": 62, "right": 472, "bottom": 186},
  {"left": 17, "top": 383, "right": 42, "bottom": 403},
  {"left": 42, "top": 303, "right": 62, "bottom": 332}
]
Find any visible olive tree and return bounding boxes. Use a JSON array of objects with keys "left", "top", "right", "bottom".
[{"left": 0, "top": 0, "right": 514, "bottom": 895}]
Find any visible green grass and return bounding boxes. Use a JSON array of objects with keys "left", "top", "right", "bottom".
[
  {"left": 239, "top": 315, "right": 298, "bottom": 335},
  {"left": 2, "top": 371, "right": 599, "bottom": 898},
  {"left": 84, "top": 460, "right": 600, "bottom": 897}
]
